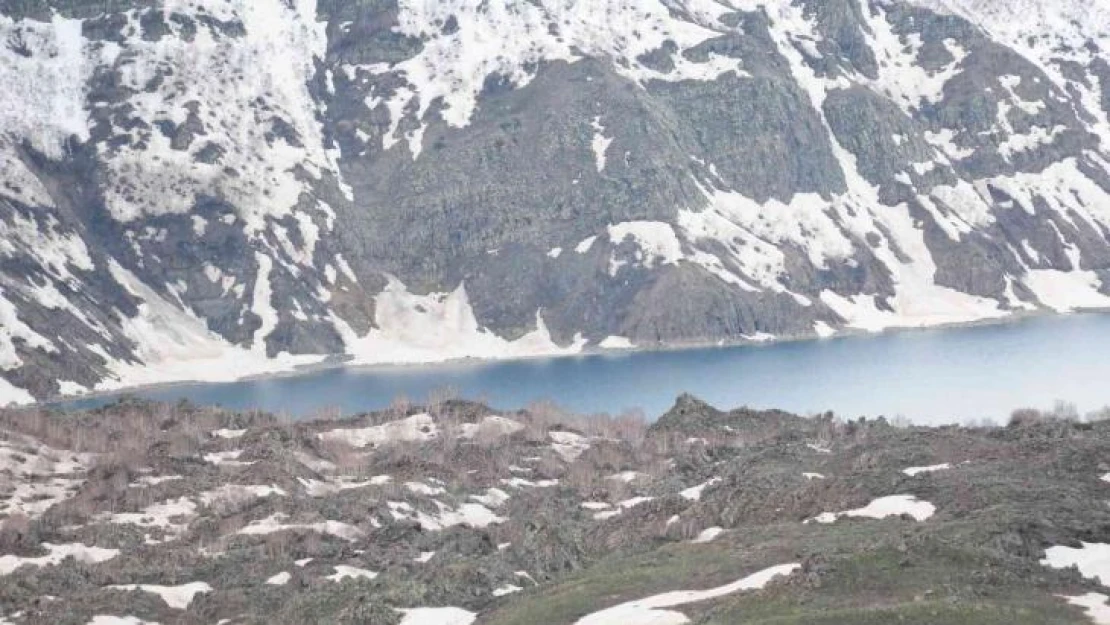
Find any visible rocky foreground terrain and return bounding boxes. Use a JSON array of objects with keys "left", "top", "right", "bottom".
[{"left": 0, "top": 395, "right": 1109, "bottom": 624}]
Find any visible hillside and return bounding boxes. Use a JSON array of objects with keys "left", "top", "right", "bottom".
[
  {"left": 3, "top": 0, "right": 1110, "bottom": 403},
  {"left": 0, "top": 396, "right": 1108, "bottom": 623}
]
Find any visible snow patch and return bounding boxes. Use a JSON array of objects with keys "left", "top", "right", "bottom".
[
  {"left": 107, "top": 582, "right": 212, "bottom": 610},
  {"left": 902, "top": 463, "right": 951, "bottom": 477},
  {"left": 1042, "top": 542, "right": 1110, "bottom": 585},
  {"left": 591, "top": 117, "right": 613, "bottom": 173},
  {"left": 101, "top": 497, "right": 198, "bottom": 543},
  {"left": 326, "top": 565, "right": 378, "bottom": 582},
  {"left": 0, "top": 543, "right": 119, "bottom": 576},
  {"left": 396, "top": 607, "right": 476, "bottom": 625},
  {"left": 549, "top": 430, "right": 590, "bottom": 462},
  {"left": 318, "top": 413, "right": 438, "bottom": 448},
  {"left": 599, "top": 336, "right": 634, "bottom": 350},
  {"left": 573, "top": 563, "right": 800, "bottom": 625},
  {"left": 809, "top": 495, "right": 936, "bottom": 524},
  {"left": 493, "top": 584, "right": 523, "bottom": 597},
  {"left": 265, "top": 571, "right": 291, "bottom": 585},
  {"left": 680, "top": 478, "right": 721, "bottom": 501},
  {"left": 459, "top": 415, "right": 524, "bottom": 439},
  {"left": 333, "top": 279, "right": 585, "bottom": 366},
  {"left": 1059, "top": 593, "right": 1110, "bottom": 625},
  {"left": 237, "top": 513, "right": 365, "bottom": 542},
  {"left": 692, "top": 527, "right": 724, "bottom": 544}
]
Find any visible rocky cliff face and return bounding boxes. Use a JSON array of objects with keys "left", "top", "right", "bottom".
[{"left": 2, "top": 0, "right": 1110, "bottom": 402}]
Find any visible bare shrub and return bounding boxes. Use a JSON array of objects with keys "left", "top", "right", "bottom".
[
  {"left": 207, "top": 487, "right": 262, "bottom": 517},
  {"left": 316, "top": 438, "right": 366, "bottom": 473},
  {"left": 1010, "top": 401, "right": 1080, "bottom": 426},
  {"left": 1086, "top": 406, "right": 1110, "bottom": 422}
]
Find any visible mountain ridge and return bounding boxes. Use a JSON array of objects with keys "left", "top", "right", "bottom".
[{"left": 2, "top": 0, "right": 1110, "bottom": 403}]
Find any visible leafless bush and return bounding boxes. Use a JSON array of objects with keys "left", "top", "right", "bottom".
[
  {"left": 308, "top": 405, "right": 342, "bottom": 423},
  {"left": 426, "top": 386, "right": 460, "bottom": 417},
  {"left": 388, "top": 394, "right": 412, "bottom": 420},
  {"left": 0, "top": 512, "right": 43, "bottom": 556},
  {"left": 889, "top": 415, "right": 913, "bottom": 429},
  {"left": 207, "top": 487, "right": 261, "bottom": 517},
  {"left": 1086, "top": 406, "right": 1110, "bottom": 422},
  {"left": 316, "top": 438, "right": 367, "bottom": 473},
  {"left": 1009, "top": 401, "right": 1080, "bottom": 426}
]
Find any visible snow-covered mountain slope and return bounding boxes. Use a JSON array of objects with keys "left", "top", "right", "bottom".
[{"left": 2, "top": 0, "right": 1110, "bottom": 404}]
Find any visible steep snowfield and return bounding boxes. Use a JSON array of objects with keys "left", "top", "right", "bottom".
[
  {"left": 909, "top": 0, "right": 1110, "bottom": 146},
  {"left": 331, "top": 279, "right": 587, "bottom": 366},
  {"left": 370, "top": 0, "right": 745, "bottom": 153},
  {"left": 0, "top": 15, "right": 89, "bottom": 159}
]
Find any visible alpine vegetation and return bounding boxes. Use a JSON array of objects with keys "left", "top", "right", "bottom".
[{"left": 1, "top": 395, "right": 1109, "bottom": 623}]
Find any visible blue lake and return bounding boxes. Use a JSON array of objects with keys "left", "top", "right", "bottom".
[{"left": 60, "top": 313, "right": 1110, "bottom": 424}]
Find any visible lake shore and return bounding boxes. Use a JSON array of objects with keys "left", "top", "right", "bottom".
[{"left": 39, "top": 307, "right": 1110, "bottom": 422}]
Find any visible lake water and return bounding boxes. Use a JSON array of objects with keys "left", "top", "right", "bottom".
[{"left": 60, "top": 313, "right": 1110, "bottom": 425}]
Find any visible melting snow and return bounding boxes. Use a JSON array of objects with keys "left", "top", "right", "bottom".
[
  {"left": 549, "top": 431, "right": 590, "bottom": 461},
  {"left": 396, "top": 607, "right": 477, "bottom": 625},
  {"left": 1042, "top": 542, "right": 1110, "bottom": 585},
  {"left": 680, "top": 478, "right": 721, "bottom": 501},
  {"left": 591, "top": 117, "right": 613, "bottom": 173},
  {"left": 326, "top": 565, "right": 378, "bottom": 582},
  {"left": 297, "top": 475, "right": 390, "bottom": 497},
  {"left": 332, "top": 279, "right": 585, "bottom": 366},
  {"left": 618, "top": 496, "right": 655, "bottom": 509},
  {"left": 406, "top": 481, "right": 447, "bottom": 496},
  {"left": 237, "top": 513, "right": 365, "bottom": 542},
  {"left": 202, "top": 450, "right": 255, "bottom": 467},
  {"left": 692, "top": 527, "right": 724, "bottom": 544},
  {"left": 318, "top": 413, "right": 438, "bottom": 448},
  {"left": 573, "top": 563, "right": 800, "bottom": 625},
  {"left": 1059, "top": 593, "right": 1110, "bottom": 624},
  {"left": 108, "top": 582, "right": 212, "bottom": 610},
  {"left": 380, "top": 0, "right": 745, "bottom": 143},
  {"left": 810, "top": 495, "right": 936, "bottom": 524},
  {"left": 101, "top": 497, "right": 198, "bottom": 543},
  {"left": 493, "top": 584, "right": 523, "bottom": 597},
  {"left": 199, "top": 484, "right": 286, "bottom": 506},
  {"left": 265, "top": 571, "right": 291, "bottom": 585},
  {"left": 0, "top": 15, "right": 90, "bottom": 159},
  {"left": 607, "top": 221, "right": 684, "bottom": 276},
  {"left": 388, "top": 501, "right": 505, "bottom": 531},
  {"left": 0, "top": 543, "right": 119, "bottom": 576},
  {"left": 459, "top": 416, "right": 524, "bottom": 439},
  {"left": 470, "top": 488, "right": 511, "bottom": 508},
  {"left": 599, "top": 336, "right": 634, "bottom": 349},
  {"left": 608, "top": 471, "right": 643, "bottom": 483},
  {"left": 903, "top": 463, "right": 951, "bottom": 477}
]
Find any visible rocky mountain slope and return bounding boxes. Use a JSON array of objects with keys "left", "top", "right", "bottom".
[
  {"left": 1, "top": 395, "right": 1109, "bottom": 624},
  {"left": 3, "top": 0, "right": 1110, "bottom": 403}
]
